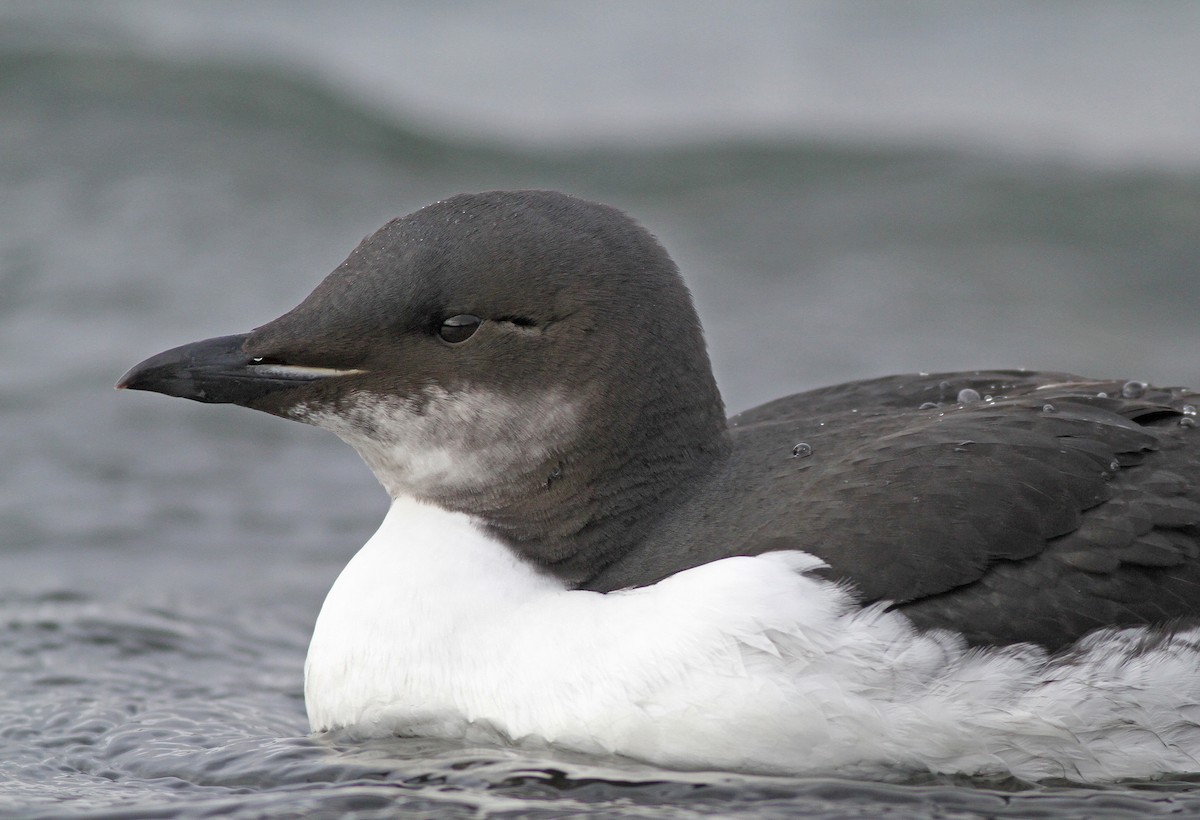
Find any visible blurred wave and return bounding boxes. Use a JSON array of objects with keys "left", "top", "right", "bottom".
[
  {"left": 6, "top": 0, "right": 1200, "bottom": 166},
  {"left": 3, "top": 4, "right": 1200, "bottom": 817}
]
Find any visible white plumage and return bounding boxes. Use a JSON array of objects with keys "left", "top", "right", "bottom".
[{"left": 306, "top": 496, "right": 1200, "bottom": 782}]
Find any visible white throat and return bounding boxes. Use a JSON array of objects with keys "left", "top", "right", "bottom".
[
  {"left": 293, "top": 387, "right": 579, "bottom": 499},
  {"left": 304, "top": 496, "right": 1200, "bottom": 782}
]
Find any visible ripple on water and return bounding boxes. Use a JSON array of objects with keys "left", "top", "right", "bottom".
[{"left": 6, "top": 598, "right": 1200, "bottom": 818}]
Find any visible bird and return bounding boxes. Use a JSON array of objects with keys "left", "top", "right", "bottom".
[{"left": 118, "top": 189, "right": 1200, "bottom": 782}]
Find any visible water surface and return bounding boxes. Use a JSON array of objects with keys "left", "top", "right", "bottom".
[{"left": 3, "top": 3, "right": 1200, "bottom": 816}]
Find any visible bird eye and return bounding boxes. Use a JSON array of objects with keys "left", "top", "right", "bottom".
[{"left": 438, "top": 314, "right": 482, "bottom": 343}]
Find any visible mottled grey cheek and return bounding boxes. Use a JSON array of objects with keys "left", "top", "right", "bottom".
[
  {"left": 342, "top": 404, "right": 396, "bottom": 442},
  {"left": 294, "top": 392, "right": 421, "bottom": 441},
  {"left": 287, "top": 387, "right": 581, "bottom": 499}
]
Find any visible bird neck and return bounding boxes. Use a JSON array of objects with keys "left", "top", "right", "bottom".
[{"left": 470, "top": 373, "right": 731, "bottom": 585}]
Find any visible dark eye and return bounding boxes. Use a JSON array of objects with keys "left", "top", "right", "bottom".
[{"left": 438, "top": 314, "right": 482, "bottom": 344}]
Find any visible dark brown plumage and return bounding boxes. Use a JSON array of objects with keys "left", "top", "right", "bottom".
[
  {"left": 119, "top": 190, "right": 1200, "bottom": 652},
  {"left": 586, "top": 370, "right": 1200, "bottom": 649}
]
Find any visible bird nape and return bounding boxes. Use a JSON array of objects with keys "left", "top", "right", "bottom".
[{"left": 119, "top": 190, "right": 1200, "bottom": 783}]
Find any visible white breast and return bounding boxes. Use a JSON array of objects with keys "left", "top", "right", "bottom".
[{"left": 305, "top": 496, "right": 1200, "bottom": 782}]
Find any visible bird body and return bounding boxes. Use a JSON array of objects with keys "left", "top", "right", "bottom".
[{"left": 119, "top": 190, "right": 1200, "bottom": 781}]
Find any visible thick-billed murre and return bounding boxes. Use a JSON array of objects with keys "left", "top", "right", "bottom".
[{"left": 119, "top": 190, "right": 1200, "bottom": 781}]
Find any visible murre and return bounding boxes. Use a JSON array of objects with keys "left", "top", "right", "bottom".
[{"left": 119, "top": 190, "right": 1200, "bottom": 782}]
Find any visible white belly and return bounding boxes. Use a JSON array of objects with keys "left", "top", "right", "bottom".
[{"left": 305, "top": 496, "right": 1200, "bottom": 781}]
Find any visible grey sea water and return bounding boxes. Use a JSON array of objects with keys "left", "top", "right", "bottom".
[{"left": 3, "top": 2, "right": 1200, "bottom": 817}]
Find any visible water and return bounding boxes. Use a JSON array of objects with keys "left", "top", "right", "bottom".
[{"left": 3, "top": 2, "right": 1200, "bottom": 816}]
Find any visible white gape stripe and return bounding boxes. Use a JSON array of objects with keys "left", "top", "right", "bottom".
[
  {"left": 251, "top": 363, "right": 367, "bottom": 379},
  {"left": 304, "top": 496, "right": 1200, "bottom": 782}
]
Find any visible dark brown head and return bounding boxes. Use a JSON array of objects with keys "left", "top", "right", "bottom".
[{"left": 119, "top": 190, "right": 729, "bottom": 580}]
